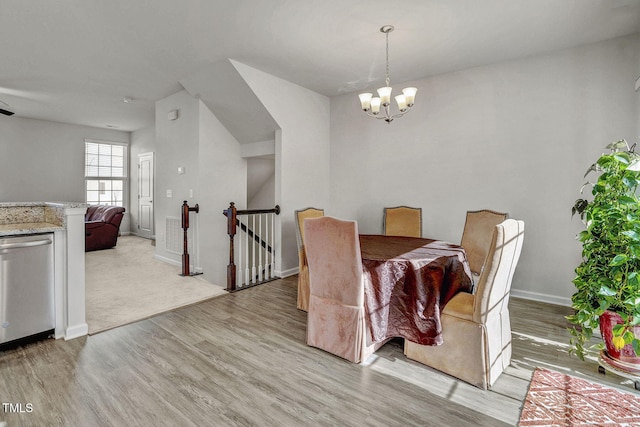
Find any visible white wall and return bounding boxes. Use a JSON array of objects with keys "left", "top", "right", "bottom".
[
  {"left": 233, "top": 61, "right": 331, "bottom": 276},
  {"left": 129, "top": 125, "right": 156, "bottom": 235},
  {"left": 247, "top": 157, "right": 275, "bottom": 209},
  {"left": 636, "top": 64, "right": 640, "bottom": 137},
  {"left": 154, "top": 90, "right": 200, "bottom": 264},
  {"left": 330, "top": 33, "right": 640, "bottom": 306},
  {"left": 197, "top": 99, "right": 247, "bottom": 286},
  {"left": 248, "top": 173, "right": 275, "bottom": 210},
  {"left": 154, "top": 90, "right": 247, "bottom": 285},
  {"left": 0, "top": 116, "right": 129, "bottom": 203}
]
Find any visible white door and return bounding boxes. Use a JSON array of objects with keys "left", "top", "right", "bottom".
[{"left": 137, "top": 152, "right": 154, "bottom": 239}]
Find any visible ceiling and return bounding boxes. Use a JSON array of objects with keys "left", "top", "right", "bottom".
[{"left": 1, "top": 0, "right": 639, "bottom": 132}]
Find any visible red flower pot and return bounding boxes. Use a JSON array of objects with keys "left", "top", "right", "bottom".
[{"left": 599, "top": 310, "right": 640, "bottom": 364}]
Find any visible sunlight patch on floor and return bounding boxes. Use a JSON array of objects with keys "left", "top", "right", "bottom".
[
  {"left": 512, "top": 331, "right": 571, "bottom": 348},
  {"left": 366, "top": 355, "right": 519, "bottom": 425}
]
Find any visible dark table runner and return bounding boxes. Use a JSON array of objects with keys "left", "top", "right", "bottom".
[{"left": 359, "top": 235, "right": 473, "bottom": 346}]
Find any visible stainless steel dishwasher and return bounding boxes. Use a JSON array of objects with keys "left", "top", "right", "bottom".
[{"left": 0, "top": 233, "right": 55, "bottom": 346}]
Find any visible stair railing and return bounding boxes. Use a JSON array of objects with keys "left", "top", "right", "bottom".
[{"left": 223, "top": 202, "right": 280, "bottom": 291}]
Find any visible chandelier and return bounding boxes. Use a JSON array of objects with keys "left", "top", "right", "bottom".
[{"left": 358, "top": 25, "right": 417, "bottom": 123}]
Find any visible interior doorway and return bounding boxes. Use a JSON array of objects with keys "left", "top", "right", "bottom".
[{"left": 137, "top": 152, "right": 154, "bottom": 239}]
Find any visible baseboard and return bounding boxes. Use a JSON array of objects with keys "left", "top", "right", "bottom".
[
  {"left": 153, "top": 253, "right": 181, "bottom": 267},
  {"left": 65, "top": 323, "right": 88, "bottom": 340},
  {"left": 150, "top": 257, "right": 569, "bottom": 307},
  {"left": 276, "top": 266, "right": 299, "bottom": 278},
  {"left": 152, "top": 254, "right": 203, "bottom": 274},
  {"left": 511, "top": 289, "right": 571, "bottom": 307},
  {"left": 129, "top": 232, "right": 152, "bottom": 239}
]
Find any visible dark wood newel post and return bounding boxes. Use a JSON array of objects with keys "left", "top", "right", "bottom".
[
  {"left": 224, "top": 202, "right": 237, "bottom": 291},
  {"left": 181, "top": 200, "right": 200, "bottom": 277}
]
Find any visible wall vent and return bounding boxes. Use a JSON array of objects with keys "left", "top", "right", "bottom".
[
  {"left": 165, "top": 217, "right": 194, "bottom": 255},
  {"left": 165, "top": 217, "right": 181, "bottom": 254}
]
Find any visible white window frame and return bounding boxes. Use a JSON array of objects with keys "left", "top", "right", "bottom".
[{"left": 84, "top": 139, "right": 128, "bottom": 208}]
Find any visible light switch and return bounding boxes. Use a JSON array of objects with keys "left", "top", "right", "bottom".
[
  {"left": 178, "top": 166, "right": 185, "bottom": 174},
  {"left": 166, "top": 189, "right": 173, "bottom": 198}
]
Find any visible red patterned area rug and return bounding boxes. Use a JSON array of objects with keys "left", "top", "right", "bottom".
[{"left": 519, "top": 368, "right": 640, "bottom": 426}]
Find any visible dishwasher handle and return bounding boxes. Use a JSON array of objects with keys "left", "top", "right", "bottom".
[{"left": 0, "top": 238, "right": 53, "bottom": 250}]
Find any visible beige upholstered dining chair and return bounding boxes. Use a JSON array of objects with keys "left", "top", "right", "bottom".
[
  {"left": 304, "top": 216, "right": 387, "bottom": 363},
  {"left": 294, "top": 207, "right": 324, "bottom": 311},
  {"left": 460, "top": 209, "right": 508, "bottom": 283},
  {"left": 404, "top": 218, "right": 524, "bottom": 389},
  {"left": 383, "top": 206, "right": 422, "bottom": 238}
]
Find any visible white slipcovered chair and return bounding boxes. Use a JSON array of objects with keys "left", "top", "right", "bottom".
[
  {"left": 294, "top": 207, "right": 324, "bottom": 312},
  {"left": 304, "top": 216, "right": 386, "bottom": 363},
  {"left": 404, "top": 218, "right": 524, "bottom": 389}
]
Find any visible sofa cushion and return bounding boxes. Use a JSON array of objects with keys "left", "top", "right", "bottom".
[{"left": 85, "top": 205, "right": 125, "bottom": 223}]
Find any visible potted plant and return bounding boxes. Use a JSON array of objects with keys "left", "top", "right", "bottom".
[{"left": 569, "top": 139, "right": 640, "bottom": 367}]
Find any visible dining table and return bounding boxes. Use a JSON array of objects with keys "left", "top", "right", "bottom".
[{"left": 359, "top": 234, "right": 473, "bottom": 346}]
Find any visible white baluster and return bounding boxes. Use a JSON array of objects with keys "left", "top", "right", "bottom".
[
  {"left": 238, "top": 222, "right": 243, "bottom": 287},
  {"left": 251, "top": 215, "right": 256, "bottom": 284},
  {"left": 264, "top": 212, "right": 270, "bottom": 279},
  {"left": 258, "top": 214, "right": 263, "bottom": 282},
  {"left": 271, "top": 211, "right": 276, "bottom": 276}
]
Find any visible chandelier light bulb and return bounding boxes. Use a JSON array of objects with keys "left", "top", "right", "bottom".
[
  {"left": 359, "top": 93, "right": 373, "bottom": 111},
  {"left": 377, "top": 87, "right": 392, "bottom": 107},
  {"left": 395, "top": 94, "right": 407, "bottom": 112},
  {"left": 370, "top": 97, "right": 381, "bottom": 114},
  {"left": 402, "top": 87, "right": 417, "bottom": 106}
]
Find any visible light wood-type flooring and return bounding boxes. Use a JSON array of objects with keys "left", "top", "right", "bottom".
[{"left": 1, "top": 275, "right": 638, "bottom": 426}]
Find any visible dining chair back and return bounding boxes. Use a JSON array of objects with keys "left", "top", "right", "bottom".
[
  {"left": 460, "top": 209, "right": 508, "bottom": 278},
  {"left": 383, "top": 206, "right": 422, "bottom": 238},
  {"left": 294, "top": 207, "right": 324, "bottom": 311},
  {"left": 304, "top": 216, "right": 385, "bottom": 363},
  {"left": 405, "top": 218, "right": 524, "bottom": 389}
]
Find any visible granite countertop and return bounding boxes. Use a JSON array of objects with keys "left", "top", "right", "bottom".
[
  {"left": 0, "top": 202, "right": 87, "bottom": 236},
  {"left": 0, "top": 202, "right": 87, "bottom": 208},
  {"left": 0, "top": 222, "right": 65, "bottom": 236}
]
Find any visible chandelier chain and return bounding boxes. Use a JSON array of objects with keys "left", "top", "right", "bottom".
[{"left": 385, "top": 29, "right": 390, "bottom": 87}]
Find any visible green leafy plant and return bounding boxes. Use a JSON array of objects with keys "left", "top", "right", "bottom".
[{"left": 568, "top": 139, "right": 640, "bottom": 360}]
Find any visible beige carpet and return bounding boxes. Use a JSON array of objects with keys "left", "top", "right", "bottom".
[{"left": 85, "top": 235, "right": 227, "bottom": 334}]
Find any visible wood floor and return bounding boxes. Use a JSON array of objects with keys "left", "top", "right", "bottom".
[{"left": 1, "top": 276, "right": 638, "bottom": 426}]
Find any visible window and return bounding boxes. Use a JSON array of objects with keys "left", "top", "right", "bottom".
[{"left": 85, "top": 140, "right": 127, "bottom": 207}]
